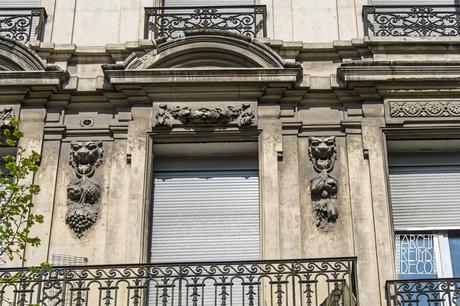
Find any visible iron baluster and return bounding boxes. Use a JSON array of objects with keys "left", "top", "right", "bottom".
[
  {"left": 144, "top": 5, "right": 267, "bottom": 41},
  {"left": 0, "top": 7, "right": 47, "bottom": 43},
  {"left": 0, "top": 258, "right": 358, "bottom": 306},
  {"left": 363, "top": 5, "right": 460, "bottom": 37}
]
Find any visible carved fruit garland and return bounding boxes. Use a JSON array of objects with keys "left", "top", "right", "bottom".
[
  {"left": 66, "top": 141, "right": 103, "bottom": 238},
  {"left": 308, "top": 137, "right": 338, "bottom": 231},
  {"left": 154, "top": 104, "right": 255, "bottom": 127}
]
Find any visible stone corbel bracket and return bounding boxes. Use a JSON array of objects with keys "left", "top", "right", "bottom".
[
  {"left": 308, "top": 136, "right": 338, "bottom": 231},
  {"left": 154, "top": 103, "right": 256, "bottom": 127},
  {"left": 66, "top": 141, "right": 104, "bottom": 238}
]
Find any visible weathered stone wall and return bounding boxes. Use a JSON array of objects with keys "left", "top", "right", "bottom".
[
  {"left": 39, "top": 0, "right": 369, "bottom": 45},
  {"left": 3, "top": 33, "right": 460, "bottom": 306}
]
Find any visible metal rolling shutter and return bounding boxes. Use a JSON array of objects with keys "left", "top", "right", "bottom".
[
  {"left": 0, "top": 0, "right": 39, "bottom": 7},
  {"left": 163, "top": 0, "right": 254, "bottom": 6},
  {"left": 389, "top": 165, "right": 460, "bottom": 230},
  {"left": 150, "top": 169, "right": 260, "bottom": 262}
]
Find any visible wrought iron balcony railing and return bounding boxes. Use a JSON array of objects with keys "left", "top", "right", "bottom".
[
  {"left": 0, "top": 7, "right": 47, "bottom": 43},
  {"left": 386, "top": 278, "right": 460, "bottom": 306},
  {"left": 144, "top": 5, "right": 267, "bottom": 41},
  {"left": 363, "top": 5, "right": 460, "bottom": 37},
  {"left": 0, "top": 257, "right": 358, "bottom": 306}
]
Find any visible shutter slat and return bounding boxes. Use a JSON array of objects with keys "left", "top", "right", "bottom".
[
  {"left": 389, "top": 165, "right": 460, "bottom": 230},
  {"left": 0, "top": 0, "right": 39, "bottom": 7},
  {"left": 150, "top": 169, "right": 260, "bottom": 262}
]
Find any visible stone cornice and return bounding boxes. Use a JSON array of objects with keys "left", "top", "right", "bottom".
[
  {"left": 0, "top": 70, "right": 69, "bottom": 87},
  {"left": 338, "top": 62, "right": 460, "bottom": 84},
  {"left": 30, "top": 37, "right": 460, "bottom": 63},
  {"left": 103, "top": 68, "right": 301, "bottom": 85}
]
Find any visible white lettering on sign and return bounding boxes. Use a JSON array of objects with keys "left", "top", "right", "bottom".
[{"left": 396, "top": 234, "right": 437, "bottom": 276}]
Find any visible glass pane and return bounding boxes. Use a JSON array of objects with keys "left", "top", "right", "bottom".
[
  {"left": 449, "top": 231, "right": 460, "bottom": 278},
  {"left": 396, "top": 233, "right": 438, "bottom": 279}
]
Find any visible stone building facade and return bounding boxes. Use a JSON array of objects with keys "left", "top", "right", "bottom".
[{"left": 0, "top": 0, "right": 459, "bottom": 306}]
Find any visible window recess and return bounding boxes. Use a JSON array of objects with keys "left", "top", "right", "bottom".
[
  {"left": 150, "top": 149, "right": 260, "bottom": 263},
  {"left": 389, "top": 152, "right": 460, "bottom": 279}
]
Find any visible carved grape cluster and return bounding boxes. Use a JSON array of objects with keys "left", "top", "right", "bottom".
[{"left": 65, "top": 210, "right": 97, "bottom": 238}]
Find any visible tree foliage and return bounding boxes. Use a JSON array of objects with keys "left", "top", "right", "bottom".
[{"left": 0, "top": 118, "right": 43, "bottom": 263}]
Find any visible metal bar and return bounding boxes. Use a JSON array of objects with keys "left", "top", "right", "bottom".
[
  {"left": 0, "top": 7, "right": 47, "bottom": 43},
  {"left": 363, "top": 5, "right": 460, "bottom": 37},
  {"left": 0, "top": 258, "right": 358, "bottom": 306},
  {"left": 143, "top": 5, "right": 268, "bottom": 41},
  {"left": 385, "top": 278, "right": 460, "bottom": 306}
]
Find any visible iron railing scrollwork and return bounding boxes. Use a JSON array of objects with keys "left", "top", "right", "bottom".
[
  {"left": 0, "top": 257, "right": 358, "bottom": 306},
  {"left": 363, "top": 5, "right": 460, "bottom": 37},
  {"left": 144, "top": 5, "right": 267, "bottom": 41},
  {"left": 0, "top": 7, "right": 47, "bottom": 43},
  {"left": 386, "top": 278, "right": 460, "bottom": 306}
]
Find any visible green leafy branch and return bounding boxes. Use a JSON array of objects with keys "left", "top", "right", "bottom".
[{"left": 0, "top": 118, "right": 43, "bottom": 263}]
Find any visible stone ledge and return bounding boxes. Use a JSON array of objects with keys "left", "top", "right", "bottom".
[{"left": 30, "top": 36, "right": 460, "bottom": 64}]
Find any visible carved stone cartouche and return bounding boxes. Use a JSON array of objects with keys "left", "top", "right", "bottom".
[
  {"left": 154, "top": 104, "right": 255, "bottom": 127},
  {"left": 308, "top": 136, "right": 338, "bottom": 231},
  {"left": 66, "top": 141, "right": 103, "bottom": 238}
]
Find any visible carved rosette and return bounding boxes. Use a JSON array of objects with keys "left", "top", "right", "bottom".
[
  {"left": 389, "top": 101, "right": 460, "bottom": 117},
  {"left": 308, "top": 137, "right": 338, "bottom": 231},
  {"left": 66, "top": 141, "right": 103, "bottom": 238},
  {"left": 154, "top": 104, "right": 255, "bottom": 127}
]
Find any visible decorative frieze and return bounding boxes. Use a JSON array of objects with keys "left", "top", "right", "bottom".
[
  {"left": 0, "top": 107, "right": 14, "bottom": 126},
  {"left": 154, "top": 104, "right": 255, "bottom": 127},
  {"left": 66, "top": 141, "right": 103, "bottom": 238},
  {"left": 389, "top": 101, "right": 460, "bottom": 117},
  {"left": 308, "top": 136, "right": 338, "bottom": 231}
]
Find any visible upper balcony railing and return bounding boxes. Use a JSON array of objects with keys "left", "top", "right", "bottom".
[
  {"left": 363, "top": 5, "right": 460, "bottom": 37},
  {"left": 0, "top": 257, "right": 357, "bottom": 306},
  {"left": 144, "top": 5, "right": 267, "bottom": 41},
  {"left": 386, "top": 278, "right": 460, "bottom": 306},
  {"left": 0, "top": 7, "right": 47, "bottom": 43}
]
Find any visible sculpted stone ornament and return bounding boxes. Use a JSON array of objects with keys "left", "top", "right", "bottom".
[
  {"left": 154, "top": 104, "right": 255, "bottom": 127},
  {"left": 0, "top": 107, "right": 14, "bottom": 126},
  {"left": 390, "top": 101, "right": 460, "bottom": 117},
  {"left": 66, "top": 141, "right": 103, "bottom": 238},
  {"left": 154, "top": 104, "right": 173, "bottom": 127},
  {"left": 308, "top": 136, "right": 338, "bottom": 231}
]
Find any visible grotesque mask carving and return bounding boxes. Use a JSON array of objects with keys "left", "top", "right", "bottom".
[
  {"left": 308, "top": 137, "right": 338, "bottom": 231},
  {"left": 66, "top": 141, "right": 103, "bottom": 238},
  {"left": 70, "top": 142, "right": 104, "bottom": 176}
]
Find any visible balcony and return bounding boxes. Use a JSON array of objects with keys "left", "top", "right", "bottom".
[
  {"left": 363, "top": 5, "right": 460, "bottom": 37},
  {"left": 386, "top": 278, "right": 460, "bottom": 305},
  {"left": 144, "top": 6, "right": 267, "bottom": 41},
  {"left": 0, "top": 257, "right": 357, "bottom": 306},
  {"left": 0, "top": 7, "right": 47, "bottom": 43}
]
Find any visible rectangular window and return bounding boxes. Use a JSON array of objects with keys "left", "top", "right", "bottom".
[
  {"left": 389, "top": 152, "right": 460, "bottom": 279},
  {"left": 150, "top": 153, "right": 260, "bottom": 263},
  {"left": 449, "top": 231, "right": 460, "bottom": 277},
  {"left": 149, "top": 147, "right": 260, "bottom": 306},
  {"left": 396, "top": 233, "right": 437, "bottom": 279}
]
